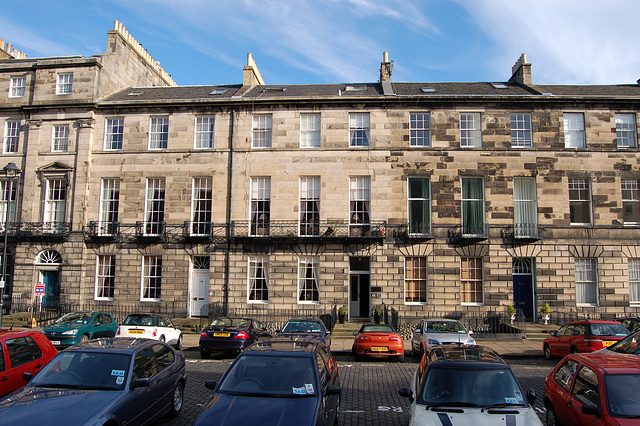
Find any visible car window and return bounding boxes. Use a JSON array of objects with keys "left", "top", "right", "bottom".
[
  {"left": 153, "top": 343, "right": 175, "bottom": 371},
  {"left": 56, "top": 312, "right": 92, "bottom": 324},
  {"left": 605, "top": 374, "right": 640, "bottom": 417},
  {"left": 132, "top": 347, "right": 158, "bottom": 381},
  {"left": 103, "top": 314, "right": 113, "bottom": 325},
  {"left": 283, "top": 321, "right": 323, "bottom": 333},
  {"left": 316, "top": 351, "right": 328, "bottom": 386},
  {"left": 609, "top": 333, "right": 640, "bottom": 354},
  {"left": 6, "top": 337, "right": 39, "bottom": 368},
  {"left": 255, "top": 320, "right": 265, "bottom": 330},
  {"left": 361, "top": 325, "right": 394, "bottom": 333},
  {"left": 589, "top": 323, "right": 629, "bottom": 337},
  {"left": 426, "top": 321, "right": 465, "bottom": 333},
  {"left": 93, "top": 314, "right": 102, "bottom": 325},
  {"left": 554, "top": 358, "right": 579, "bottom": 392},
  {"left": 571, "top": 365, "right": 600, "bottom": 408},
  {"left": 555, "top": 325, "right": 568, "bottom": 336},
  {"left": 573, "top": 324, "right": 585, "bottom": 335}
]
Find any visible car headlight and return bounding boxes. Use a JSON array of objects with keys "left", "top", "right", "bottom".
[
  {"left": 62, "top": 329, "right": 78, "bottom": 336},
  {"left": 466, "top": 339, "right": 476, "bottom": 345},
  {"left": 427, "top": 338, "right": 440, "bottom": 346}
]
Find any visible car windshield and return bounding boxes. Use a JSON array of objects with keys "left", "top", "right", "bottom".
[
  {"left": 589, "top": 323, "right": 629, "bottom": 337},
  {"left": 361, "top": 325, "right": 394, "bottom": 333},
  {"left": 31, "top": 351, "right": 131, "bottom": 391},
  {"left": 419, "top": 365, "right": 526, "bottom": 408},
  {"left": 123, "top": 315, "right": 157, "bottom": 326},
  {"left": 55, "top": 312, "right": 93, "bottom": 324},
  {"left": 607, "top": 333, "right": 640, "bottom": 354},
  {"left": 426, "top": 321, "right": 466, "bottom": 333},
  {"left": 605, "top": 374, "right": 640, "bottom": 417},
  {"left": 219, "top": 354, "right": 316, "bottom": 397},
  {"left": 282, "top": 321, "right": 324, "bottom": 333},
  {"left": 211, "top": 318, "right": 249, "bottom": 327}
]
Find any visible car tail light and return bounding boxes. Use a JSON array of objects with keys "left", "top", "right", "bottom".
[
  {"left": 116, "top": 327, "right": 120, "bottom": 336},
  {"left": 389, "top": 336, "right": 401, "bottom": 342},
  {"left": 585, "top": 338, "right": 605, "bottom": 351},
  {"left": 152, "top": 329, "right": 158, "bottom": 337},
  {"left": 358, "top": 336, "right": 371, "bottom": 342},
  {"left": 200, "top": 330, "right": 208, "bottom": 337},
  {"left": 235, "top": 331, "right": 250, "bottom": 339}
]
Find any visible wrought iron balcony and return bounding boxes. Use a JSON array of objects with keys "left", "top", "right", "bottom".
[
  {"left": 389, "top": 222, "right": 433, "bottom": 239},
  {"left": 501, "top": 223, "right": 542, "bottom": 242},
  {"left": 448, "top": 223, "right": 489, "bottom": 243},
  {"left": 231, "top": 220, "right": 386, "bottom": 240},
  {"left": 4, "top": 222, "right": 71, "bottom": 239},
  {"left": 183, "top": 222, "right": 228, "bottom": 243}
]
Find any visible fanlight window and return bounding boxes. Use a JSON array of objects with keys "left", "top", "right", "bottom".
[{"left": 37, "top": 250, "right": 62, "bottom": 265}]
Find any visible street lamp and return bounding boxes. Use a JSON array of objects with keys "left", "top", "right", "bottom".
[{"left": 0, "top": 162, "right": 20, "bottom": 328}]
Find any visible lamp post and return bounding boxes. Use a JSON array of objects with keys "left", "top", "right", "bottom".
[{"left": 0, "top": 163, "right": 20, "bottom": 329}]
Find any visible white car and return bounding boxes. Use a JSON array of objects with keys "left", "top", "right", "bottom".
[
  {"left": 399, "top": 345, "right": 543, "bottom": 425},
  {"left": 411, "top": 318, "right": 475, "bottom": 357},
  {"left": 117, "top": 313, "right": 183, "bottom": 350}
]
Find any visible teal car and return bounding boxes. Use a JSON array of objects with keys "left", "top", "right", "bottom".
[{"left": 41, "top": 311, "right": 118, "bottom": 349}]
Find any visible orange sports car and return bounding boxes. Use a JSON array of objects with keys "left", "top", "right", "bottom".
[{"left": 352, "top": 323, "right": 404, "bottom": 362}]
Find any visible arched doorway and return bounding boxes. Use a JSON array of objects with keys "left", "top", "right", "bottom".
[{"left": 36, "top": 249, "right": 62, "bottom": 306}]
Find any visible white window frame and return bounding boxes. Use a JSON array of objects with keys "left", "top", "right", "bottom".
[
  {"left": 404, "top": 256, "right": 427, "bottom": 305},
  {"left": 104, "top": 117, "right": 124, "bottom": 151},
  {"left": 410, "top": 112, "right": 431, "bottom": 147},
  {"left": 3, "top": 120, "right": 20, "bottom": 154},
  {"left": 461, "top": 257, "right": 484, "bottom": 305},
  {"left": 461, "top": 177, "right": 485, "bottom": 236},
  {"left": 248, "top": 256, "right": 269, "bottom": 303},
  {"left": 564, "top": 112, "right": 586, "bottom": 148},
  {"left": 407, "top": 177, "right": 431, "bottom": 235},
  {"left": 513, "top": 177, "right": 538, "bottom": 237},
  {"left": 56, "top": 73, "right": 73, "bottom": 95},
  {"left": 195, "top": 116, "right": 215, "bottom": 149},
  {"left": 0, "top": 178, "right": 17, "bottom": 231},
  {"left": 575, "top": 258, "right": 598, "bottom": 306},
  {"left": 98, "top": 178, "right": 120, "bottom": 236},
  {"left": 250, "top": 177, "right": 271, "bottom": 236},
  {"left": 52, "top": 124, "right": 69, "bottom": 152},
  {"left": 622, "top": 179, "right": 640, "bottom": 225},
  {"left": 43, "top": 178, "right": 66, "bottom": 232},
  {"left": 349, "top": 112, "right": 370, "bottom": 147},
  {"left": 616, "top": 113, "right": 637, "bottom": 148},
  {"left": 252, "top": 114, "right": 272, "bottom": 148},
  {"left": 460, "top": 112, "right": 482, "bottom": 147},
  {"left": 298, "top": 256, "right": 319, "bottom": 304},
  {"left": 95, "top": 255, "right": 115, "bottom": 300},
  {"left": 300, "top": 113, "right": 321, "bottom": 148},
  {"left": 9, "top": 76, "right": 26, "bottom": 98},
  {"left": 629, "top": 259, "right": 640, "bottom": 306},
  {"left": 144, "top": 178, "right": 165, "bottom": 236},
  {"left": 148, "top": 116, "right": 169, "bottom": 150},
  {"left": 191, "top": 177, "right": 212, "bottom": 236},
  {"left": 141, "top": 255, "right": 162, "bottom": 301},
  {"left": 510, "top": 113, "right": 532, "bottom": 148},
  {"left": 300, "top": 176, "right": 320, "bottom": 236},
  {"left": 569, "top": 178, "right": 592, "bottom": 225},
  {"left": 349, "top": 176, "right": 371, "bottom": 236}
]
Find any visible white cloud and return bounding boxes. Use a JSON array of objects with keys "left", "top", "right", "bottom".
[{"left": 0, "top": 19, "right": 78, "bottom": 57}]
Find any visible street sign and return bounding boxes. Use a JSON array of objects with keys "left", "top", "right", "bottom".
[{"left": 35, "top": 283, "right": 45, "bottom": 294}]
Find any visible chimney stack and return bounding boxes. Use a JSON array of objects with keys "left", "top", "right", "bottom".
[
  {"left": 243, "top": 53, "right": 265, "bottom": 87},
  {"left": 509, "top": 53, "right": 532, "bottom": 85},
  {"left": 380, "top": 51, "right": 392, "bottom": 83}
]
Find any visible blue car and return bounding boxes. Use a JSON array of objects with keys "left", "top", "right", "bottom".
[
  {"left": 41, "top": 311, "right": 118, "bottom": 348},
  {"left": 0, "top": 338, "right": 186, "bottom": 425},
  {"left": 277, "top": 318, "right": 332, "bottom": 349}
]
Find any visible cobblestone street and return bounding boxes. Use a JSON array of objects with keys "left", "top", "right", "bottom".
[{"left": 157, "top": 349, "right": 556, "bottom": 426}]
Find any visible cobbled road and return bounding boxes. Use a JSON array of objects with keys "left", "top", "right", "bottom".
[{"left": 157, "top": 350, "right": 557, "bottom": 426}]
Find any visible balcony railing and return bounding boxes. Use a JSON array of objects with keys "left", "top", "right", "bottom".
[
  {"left": 2, "top": 222, "right": 71, "bottom": 239},
  {"left": 231, "top": 220, "right": 386, "bottom": 239},
  {"left": 513, "top": 223, "right": 541, "bottom": 239},
  {"left": 448, "top": 223, "right": 489, "bottom": 242}
]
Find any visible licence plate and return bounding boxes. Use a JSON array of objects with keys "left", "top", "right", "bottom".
[
  {"left": 214, "top": 332, "right": 230, "bottom": 337},
  {"left": 603, "top": 340, "right": 615, "bottom": 347},
  {"left": 371, "top": 346, "right": 388, "bottom": 352},
  {"left": 51, "top": 341, "right": 60, "bottom": 346},
  {"left": 128, "top": 330, "right": 144, "bottom": 335}
]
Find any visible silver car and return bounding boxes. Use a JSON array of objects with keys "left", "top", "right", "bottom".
[{"left": 411, "top": 318, "right": 475, "bottom": 357}]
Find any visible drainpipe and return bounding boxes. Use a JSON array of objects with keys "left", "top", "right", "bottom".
[{"left": 224, "top": 110, "right": 235, "bottom": 314}]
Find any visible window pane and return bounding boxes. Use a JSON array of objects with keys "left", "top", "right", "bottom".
[
  {"left": 4, "top": 121, "right": 20, "bottom": 153},
  {"left": 514, "top": 177, "right": 537, "bottom": 236},
  {"left": 96, "top": 255, "right": 115, "bottom": 299},
  {"left": 195, "top": 116, "right": 215, "bottom": 149},
  {"left": 99, "top": 179, "right": 119, "bottom": 235},
  {"left": 405, "top": 256, "right": 427, "bottom": 303},
  {"left": 298, "top": 257, "right": 319, "bottom": 302},
  {"left": 462, "top": 177, "right": 484, "bottom": 235},
  {"left": 461, "top": 257, "right": 483, "bottom": 304},
  {"left": 251, "top": 177, "right": 271, "bottom": 236},
  {"left": 349, "top": 113, "right": 370, "bottom": 147},
  {"left": 616, "top": 113, "right": 637, "bottom": 148},
  {"left": 142, "top": 256, "right": 162, "bottom": 300},
  {"left": 511, "top": 113, "right": 532, "bottom": 147},
  {"left": 460, "top": 113, "right": 481, "bottom": 147},
  {"left": 300, "top": 176, "right": 320, "bottom": 236},
  {"left": 408, "top": 177, "right": 430, "bottom": 234},
  {"left": 410, "top": 113, "right": 431, "bottom": 147},
  {"left": 248, "top": 257, "right": 269, "bottom": 302},
  {"left": 145, "top": 178, "right": 165, "bottom": 235},
  {"left": 630, "top": 259, "right": 640, "bottom": 304},
  {"left": 52, "top": 125, "right": 69, "bottom": 152},
  {"left": 569, "top": 178, "right": 592, "bottom": 224},
  {"left": 576, "top": 258, "right": 598, "bottom": 305},
  {"left": 149, "top": 117, "right": 169, "bottom": 149},
  {"left": 564, "top": 113, "right": 585, "bottom": 148},
  {"left": 252, "top": 115, "right": 272, "bottom": 148},
  {"left": 105, "top": 118, "right": 124, "bottom": 150},
  {"left": 622, "top": 179, "right": 640, "bottom": 224},
  {"left": 300, "top": 113, "right": 321, "bottom": 148},
  {"left": 191, "top": 177, "right": 212, "bottom": 235}
]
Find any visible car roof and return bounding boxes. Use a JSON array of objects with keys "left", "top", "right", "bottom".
[
  {"left": 565, "top": 320, "right": 623, "bottom": 325},
  {"left": 570, "top": 352, "right": 640, "bottom": 374},
  {"left": 426, "top": 345, "right": 507, "bottom": 367},
  {"left": 65, "top": 337, "right": 158, "bottom": 353},
  {"left": 285, "top": 318, "right": 323, "bottom": 323},
  {"left": 0, "top": 329, "right": 42, "bottom": 339},
  {"left": 244, "top": 338, "right": 321, "bottom": 355}
]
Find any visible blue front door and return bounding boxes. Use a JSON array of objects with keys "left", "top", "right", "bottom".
[{"left": 42, "top": 271, "right": 60, "bottom": 306}]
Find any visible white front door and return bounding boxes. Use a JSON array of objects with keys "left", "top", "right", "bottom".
[{"left": 190, "top": 258, "right": 210, "bottom": 317}]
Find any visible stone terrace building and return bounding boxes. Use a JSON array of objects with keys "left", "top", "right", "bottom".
[{"left": 2, "top": 24, "right": 640, "bottom": 322}]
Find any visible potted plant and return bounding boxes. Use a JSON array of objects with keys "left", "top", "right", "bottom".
[
  {"left": 374, "top": 307, "right": 382, "bottom": 324},
  {"left": 338, "top": 307, "right": 345, "bottom": 324},
  {"left": 540, "top": 303, "right": 551, "bottom": 325},
  {"left": 507, "top": 303, "right": 517, "bottom": 325}
]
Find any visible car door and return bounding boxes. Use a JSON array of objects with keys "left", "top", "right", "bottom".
[
  {"left": 315, "top": 350, "right": 331, "bottom": 425},
  {"left": 91, "top": 313, "right": 105, "bottom": 339},
  {"left": 549, "top": 357, "right": 579, "bottom": 425},
  {"left": 161, "top": 317, "right": 179, "bottom": 342},
  {"left": 565, "top": 364, "right": 602, "bottom": 426},
  {"left": 1, "top": 336, "right": 44, "bottom": 396},
  {"left": 554, "top": 325, "right": 573, "bottom": 355},
  {"left": 151, "top": 343, "right": 177, "bottom": 409},
  {"left": 128, "top": 346, "right": 161, "bottom": 426},
  {"left": 102, "top": 314, "right": 117, "bottom": 337}
]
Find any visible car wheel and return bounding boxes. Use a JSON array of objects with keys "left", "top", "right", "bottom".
[
  {"left": 397, "top": 352, "right": 405, "bottom": 362},
  {"left": 174, "top": 334, "right": 183, "bottom": 351},
  {"left": 546, "top": 403, "right": 560, "bottom": 426},
  {"left": 333, "top": 396, "right": 341, "bottom": 425},
  {"left": 159, "top": 335, "right": 166, "bottom": 343},
  {"left": 411, "top": 342, "right": 417, "bottom": 358},
  {"left": 570, "top": 346, "right": 578, "bottom": 354},
  {"left": 544, "top": 344, "right": 552, "bottom": 360},
  {"left": 352, "top": 346, "right": 361, "bottom": 362},
  {"left": 80, "top": 334, "right": 89, "bottom": 343},
  {"left": 168, "top": 382, "right": 184, "bottom": 417},
  {"left": 200, "top": 349, "right": 212, "bottom": 359}
]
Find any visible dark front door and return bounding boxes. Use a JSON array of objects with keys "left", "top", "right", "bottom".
[
  {"left": 513, "top": 274, "right": 534, "bottom": 319},
  {"left": 42, "top": 271, "right": 60, "bottom": 307},
  {"left": 359, "top": 274, "right": 370, "bottom": 318}
]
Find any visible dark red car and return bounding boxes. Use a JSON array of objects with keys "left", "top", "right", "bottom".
[
  {"left": 0, "top": 329, "right": 58, "bottom": 397},
  {"left": 544, "top": 352, "right": 640, "bottom": 425},
  {"left": 543, "top": 320, "right": 629, "bottom": 359}
]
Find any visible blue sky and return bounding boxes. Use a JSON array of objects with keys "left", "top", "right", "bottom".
[{"left": 1, "top": 0, "right": 639, "bottom": 86}]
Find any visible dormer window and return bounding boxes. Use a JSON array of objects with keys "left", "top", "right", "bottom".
[{"left": 56, "top": 73, "right": 73, "bottom": 95}]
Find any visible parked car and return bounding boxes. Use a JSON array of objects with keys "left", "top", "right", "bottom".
[
  {"left": 398, "top": 345, "right": 541, "bottom": 425},
  {"left": 616, "top": 316, "right": 640, "bottom": 333},
  {"left": 277, "top": 318, "right": 332, "bottom": 348},
  {"left": 410, "top": 318, "right": 475, "bottom": 357},
  {"left": 117, "top": 313, "right": 183, "bottom": 350},
  {"left": 0, "top": 338, "right": 186, "bottom": 425},
  {"left": 41, "top": 311, "right": 118, "bottom": 349},
  {"left": 352, "top": 323, "right": 404, "bottom": 362},
  {"left": 193, "top": 339, "right": 340, "bottom": 426},
  {"left": 599, "top": 329, "right": 640, "bottom": 355},
  {"left": 199, "top": 317, "right": 271, "bottom": 358},
  {"left": 544, "top": 352, "right": 640, "bottom": 425},
  {"left": 543, "top": 320, "right": 630, "bottom": 359},
  {"left": 0, "top": 330, "right": 58, "bottom": 398}
]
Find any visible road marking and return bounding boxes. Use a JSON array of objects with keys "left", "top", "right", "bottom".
[
  {"left": 378, "top": 406, "right": 403, "bottom": 413},
  {"left": 343, "top": 410, "right": 365, "bottom": 413}
]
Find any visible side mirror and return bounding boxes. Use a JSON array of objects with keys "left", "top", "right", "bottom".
[
  {"left": 550, "top": 331, "right": 557, "bottom": 337},
  {"left": 325, "top": 385, "right": 341, "bottom": 396},
  {"left": 527, "top": 388, "right": 536, "bottom": 404},
  {"left": 22, "top": 372, "right": 33, "bottom": 382},
  {"left": 581, "top": 404, "right": 602, "bottom": 418},
  {"left": 353, "top": 332, "right": 357, "bottom": 336},
  {"left": 133, "top": 378, "right": 150, "bottom": 388},
  {"left": 94, "top": 322, "right": 101, "bottom": 327},
  {"left": 468, "top": 330, "right": 474, "bottom": 335},
  {"left": 205, "top": 380, "right": 217, "bottom": 390},
  {"left": 398, "top": 388, "right": 414, "bottom": 403},
  {"left": 414, "top": 329, "right": 422, "bottom": 334}
]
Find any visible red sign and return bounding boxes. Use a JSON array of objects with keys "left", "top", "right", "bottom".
[{"left": 34, "top": 284, "right": 45, "bottom": 294}]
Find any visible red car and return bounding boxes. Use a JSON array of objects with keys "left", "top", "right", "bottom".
[
  {"left": 352, "top": 323, "right": 404, "bottom": 362},
  {"left": 0, "top": 329, "right": 58, "bottom": 397},
  {"left": 544, "top": 352, "right": 640, "bottom": 425},
  {"left": 543, "top": 320, "right": 629, "bottom": 359}
]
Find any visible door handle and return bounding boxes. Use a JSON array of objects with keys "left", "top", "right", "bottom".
[
  {"left": 0, "top": 377, "right": 8, "bottom": 382},
  {"left": 567, "top": 400, "right": 572, "bottom": 407},
  {"left": 36, "top": 364, "right": 43, "bottom": 369}
]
